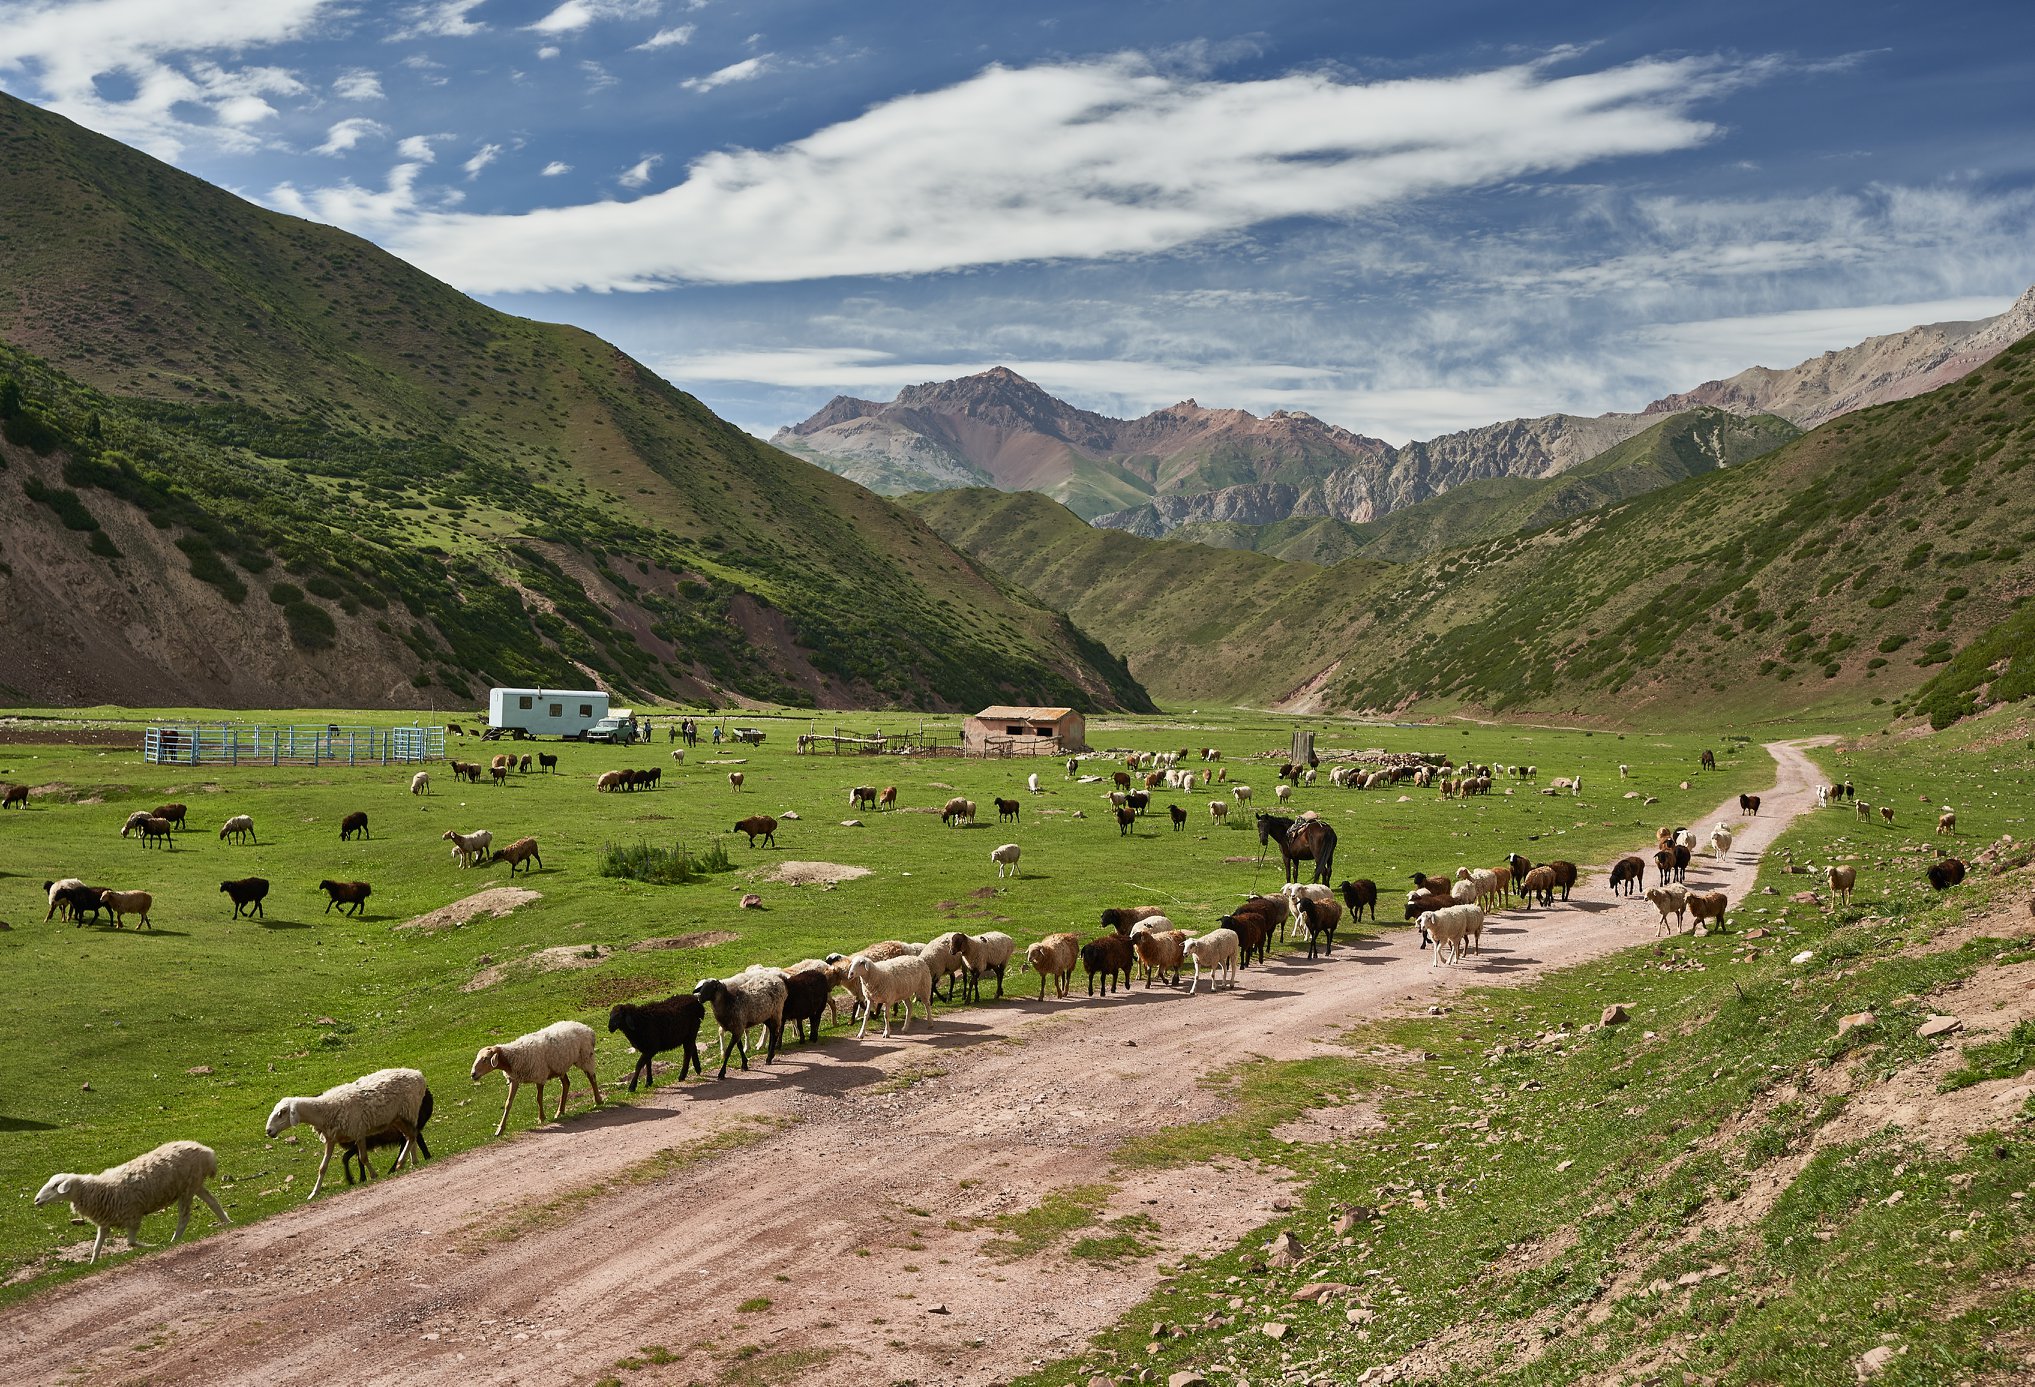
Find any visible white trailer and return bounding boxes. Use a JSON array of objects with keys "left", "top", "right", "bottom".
[{"left": 487, "top": 687, "right": 609, "bottom": 738}]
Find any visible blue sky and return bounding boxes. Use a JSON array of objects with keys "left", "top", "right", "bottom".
[{"left": 2, "top": 0, "right": 2032, "bottom": 442}]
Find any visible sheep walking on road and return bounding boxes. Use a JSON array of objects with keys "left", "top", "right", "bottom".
[
  {"left": 35, "top": 1141, "right": 230, "bottom": 1263},
  {"left": 471, "top": 1022, "right": 603, "bottom": 1133},
  {"left": 266, "top": 1067, "right": 429, "bottom": 1200}
]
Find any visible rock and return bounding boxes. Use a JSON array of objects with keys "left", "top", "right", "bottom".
[
  {"left": 1088, "top": 1376, "right": 1118, "bottom": 1387},
  {"left": 1555, "top": 1159, "right": 1574, "bottom": 1172},
  {"left": 1791, "top": 891, "right": 1821, "bottom": 905},
  {"left": 314, "top": 1017, "right": 338, "bottom": 1026},
  {"left": 1858, "top": 1344, "right": 1896, "bottom": 1377},
  {"left": 185, "top": 1065, "right": 214, "bottom": 1076},
  {"left": 1601, "top": 1005, "right": 1630, "bottom": 1026},
  {"left": 738, "top": 893, "right": 764, "bottom": 909},
  {"left": 1836, "top": 1011, "right": 1876, "bottom": 1037},
  {"left": 1761, "top": 886, "right": 1777, "bottom": 895},
  {"left": 1168, "top": 1373, "right": 1211, "bottom": 1387},
  {"left": 1260, "top": 1322, "right": 1288, "bottom": 1341},
  {"left": 1346, "top": 1307, "right": 1375, "bottom": 1325},
  {"left": 1680, "top": 780, "right": 1691, "bottom": 790},
  {"left": 1644, "top": 796, "right": 1659, "bottom": 805},
  {"left": 927, "top": 1303, "right": 949, "bottom": 1315},
  {"left": 1918, "top": 1015, "right": 1963, "bottom": 1039},
  {"left": 1745, "top": 928, "right": 1769, "bottom": 939},
  {"left": 1289, "top": 1281, "right": 1351, "bottom": 1303},
  {"left": 780, "top": 810, "right": 800, "bottom": 820},
  {"left": 1791, "top": 951, "right": 1815, "bottom": 965},
  {"left": 1265, "top": 1231, "right": 1306, "bottom": 1267},
  {"left": 79, "top": 1082, "right": 92, "bottom": 1092},
  {"left": 840, "top": 819, "right": 863, "bottom": 827}
]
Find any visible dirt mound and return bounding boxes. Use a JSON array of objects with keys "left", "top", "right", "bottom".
[
  {"left": 397, "top": 887, "right": 540, "bottom": 934},
  {"left": 628, "top": 931, "right": 739, "bottom": 952},
  {"left": 465, "top": 942, "right": 612, "bottom": 991},
  {"left": 763, "top": 860, "right": 873, "bottom": 887}
]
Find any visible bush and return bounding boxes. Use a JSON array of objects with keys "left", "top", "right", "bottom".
[
  {"left": 597, "top": 839, "right": 733, "bottom": 885},
  {"left": 282, "top": 600, "right": 336, "bottom": 650},
  {"left": 176, "top": 535, "right": 247, "bottom": 603}
]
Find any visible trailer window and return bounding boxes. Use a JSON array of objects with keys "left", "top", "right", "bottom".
[
  {"left": 580, "top": 704, "right": 593, "bottom": 718},
  {"left": 549, "top": 703, "right": 562, "bottom": 718},
  {"left": 518, "top": 695, "right": 533, "bottom": 710}
]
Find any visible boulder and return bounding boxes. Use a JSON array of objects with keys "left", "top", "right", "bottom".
[
  {"left": 1917, "top": 1015, "right": 1963, "bottom": 1040},
  {"left": 1836, "top": 1011, "right": 1876, "bottom": 1037}
]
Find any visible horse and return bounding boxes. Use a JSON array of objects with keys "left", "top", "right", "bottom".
[{"left": 1255, "top": 812, "right": 1337, "bottom": 885}]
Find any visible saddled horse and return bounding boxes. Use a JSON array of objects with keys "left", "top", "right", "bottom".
[{"left": 1255, "top": 812, "right": 1337, "bottom": 885}]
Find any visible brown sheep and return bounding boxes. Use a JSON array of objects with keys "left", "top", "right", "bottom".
[
  {"left": 1686, "top": 890, "right": 1728, "bottom": 932},
  {"left": 1520, "top": 866, "right": 1556, "bottom": 909},
  {"left": 220, "top": 877, "right": 269, "bottom": 919},
  {"left": 879, "top": 786, "right": 897, "bottom": 810},
  {"left": 1547, "top": 860, "right": 1578, "bottom": 900},
  {"left": 1338, "top": 878, "right": 1378, "bottom": 922},
  {"left": 538, "top": 752, "right": 558, "bottom": 772},
  {"left": 596, "top": 770, "right": 625, "bottom": 792},
  {"left": 1168, "top": 803, "right": 1188, "bottom": 831},
  {"left": 1880, "top": 806, "right": 1895, "bottom": 827},
  {"left": 1099, "top": 905, "right": 1168, "bottom": 936},
  {"left": 733, "top": 815, "right": 778, "bottom": 848},
  {"left": 491, "top": 754, "right": 512, "bottom": 773},
  {"left": 138, "top": 817, "right": 175, "bottom": 850},
  {"left": 729, "top": 770, "right": 745, "bottom": 792},
  {"left": 151, "top": 803, "right": 188, "bottom": 830},
  {"left": 850, "top": 786, "right": 879, "bottom": 810},
  {"left": 318, "top": 880, "right": 372, "bottom": 916},
  {"left": 1081, "top": 932, "right": 1135, "bottom": 996},
  {"left": 1826, "top": 864, "right": 1857, "bottom": 906},
  {"left": 339, "top": 811, "right": 370, "bottom": 841},
  {"left": 995, "top": 796, "right": 1021, "bottom": 824},
  {"left": 940, "top": 796, "right": 975, "bottom": 827},
  {"left": 1, "top": 784, "right": 28, "bottom": 809},
  {"left": 489, "top": 766, "right": 508, "bottom": 787},
  {"left": 1938, "top": 808, "right": 1956, "bottom": 835},
  {"left": 1928, "top": 858, "right": 1967, "bottom": 891},
  {"left": 1608, "top": 856, "right": 1647, "bottom": 896},
  {"left": 97, "top": 889, "right": 154, "bottom": 929},
  {"left": 1025, "top": 932, "right": 1080, "bottom": 999},
  {"left": 489, "top": 837, "right": 542, "bottom": 875},
  {"left": 1115, "top": 805, "right": 1136, "bottom": 836},
  {"left": 518, "top": 754, "right": 532, "bottom": 773}
]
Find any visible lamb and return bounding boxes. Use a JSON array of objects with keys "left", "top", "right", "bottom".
[
  {"left": 218, "top": 814, "right": 257, "bottom": 845},
  {"left": 729, "top": 771, "right": 745, "bottom": 792},
  {"left": 1645, "top": 884, "right": 1690, "bottom": 936},
  {"left": 317, "top": 880, "right": 372, "bottom": 916},
  {"left": 1024, "top": 932, "right": 1081, "bottom": 999},
  {"left": 488, "top": 836, "right": 542, "bottom": 875},
  {"left": 1826, "top": 864, "right": 1858, "bottom": 907},
  {"left": 34, "top": 1141, "right": 229, "bottom": 1263},
  {"left": 339, "top": 810, "right": 370, "bottom": 841},
  {"left": 1938, "top": 808, "right": 1957, "bottom": 835},
  {"left": 991, "top": 842, "right": 1022, "bottom": 879},
  {"left": 343, "top": 1088, "right": 435, "bottom": 1185},
  {"left": 1296, "top": 895, "right": 1343, "bottom": 959},
  {"left": 1081, "top": 931, "right": 1135, "bottom": 996},
  {"left": 1128, "top": 919, "right": 1187, "bottom": 987},
  {"left": 1686, "top": 890, "right": 1728, "bottom": 933},
  {"left": 98, "top": 889, "right": 153, "bottom": 930},
  {"left": 219, "top": 877, "right": 269, "bottom": 919},
  {"left": 266, "top": 1066, "right": 428, "bottom": 1199},
  {"left": 940, "top": 796, "right": 976, "bottom": 827},
  {"left": 1181, "top": 927, "right": 1240, "bottom": 993},
  {"left": 733, "top": 815, "right": 779, "bottom": 847},
  {"left": 1709, "top": 825, "right": 1735, "bottom": 861},
  {"left": 694, "top": 973, "right": 788, "bottom": 1074},
  {"left": 955, "top": 930, "right": 1016, "bottom": 1001},
  {"left": 1608, "top": 856, "right": 1647, "bottom": 897},
  {"left": 443, "top": 827, "right": 493, "bottom": 868},
  {"left": 1338, "top": 878, "right": 1378, "bottom": 922},
  {"left": 1928, "top": 858, "right": 1967, "bottom": 891},
  {"left": 471, "top": 1022, "right": 603, "bottom": 1133},
  {"left": 410, "top": 771, "right": 431, "bottom": 796},
  {"left": 845, "top": 955, "right": 932, "bottom": 1038}
]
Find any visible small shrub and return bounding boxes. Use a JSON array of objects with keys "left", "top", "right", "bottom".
[
  {"left": 268, "top": 581, "right": 304, "bottom": 605},
  {"left": 282, "top": 600, "right": 337, "bottom": 650},
  {"left": 597, "top": 839, "right": 733, "bottom": 885}
]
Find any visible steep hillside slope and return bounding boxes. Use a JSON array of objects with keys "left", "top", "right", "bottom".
[
  {"left": 914, "top": 335, "right": 2035, "bottom": 724},
  {"left": 1646, "top": 288, "right": 2035, "bottom": 428},
  {"left": 0, "top": 93, "right": 1150, "bottom": 712},
  {"left": 1167, "top": 516, "right": 1376, "bottom": 565}
]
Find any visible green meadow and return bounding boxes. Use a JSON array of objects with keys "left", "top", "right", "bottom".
[{"left": 0, "top": 705, "right": 1759, "bottom": 1297}]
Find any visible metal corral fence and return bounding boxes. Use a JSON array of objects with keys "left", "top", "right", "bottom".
[{"left": 143, "top": 723, "right": 446, "bottom": 767}]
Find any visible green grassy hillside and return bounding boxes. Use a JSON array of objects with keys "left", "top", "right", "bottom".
[
  {"left": 0, "top": 93, "right": 1149, "bottom": 714},
  {"left": 1167, "top": 515, "right": 1376, "bottom": 564}
]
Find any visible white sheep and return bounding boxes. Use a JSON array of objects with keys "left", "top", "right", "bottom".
[
  {"left": 1027, "top": 772, "right": 1041, "bottom": 794},
  {"left": 35, "top": 1140, "right": 230, "bottom": 1263},
  {"left": 470, "top": 1022, "right": 602, "bottom": 1134},
  {"left": 1418, "top": 904, "right": 1483, "bottom": 966},
  {"left": 847, "top": 954, "right": 934, "bottom": 1038},
  {"left": 442, "top": 827, "right": 493, "bottom": 868},
  {"left": 1709, "top": 825, "right": 1735, "bottom": 861},
  {"left": 410, "top": 770, "right": 431, "bottom": 796},
  {"left": 1128, "top": 918, "right": 1187, "bottom": 987},
  {"left": 954, "top": 930, "right": 1017, "bottom": 1001},
  {"left": 266, "top": 1067, "right": 429, "bottom": 1198},
  {"left": 1275, "top": 783, "right": 1293, "bottom": 806},
  {"left": 991, "top": 842, "right": 1022, "bottom": 879},
  {"left": 1302, "top": 767, "right": 1316, "bottom": 786},
  {"left": 218, "top": 814, "right": 257, "bottom": 844},
  {"left": 1646, "top": 884, "right": 1690, "bottom": 935},
  {"left": 1232, "top": 784, "right": 1253, "bottom": 806},
  {"left": 1208, "top": 799, "right": 1229, "bottom": 824},
  {"left": 917, "top": 934, "right": 971, "bottom": 1003},
  {"left": 1618, "top": 763, "right": 1630, "bottom": 778},
  {"left": 1182, "top": 927, "right": 1240, "bottom": 993},
  {"left": 44, "top": 877, "right": 86, "bottom": 922}
]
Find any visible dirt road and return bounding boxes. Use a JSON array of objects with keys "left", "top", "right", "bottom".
[{"left": 0, "top": 741, "right": 1829, "bottom": 1386}]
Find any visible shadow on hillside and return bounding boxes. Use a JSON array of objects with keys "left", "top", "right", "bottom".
[{"left": 0, "top": 1115, "right": 59, "bottom": 1132}]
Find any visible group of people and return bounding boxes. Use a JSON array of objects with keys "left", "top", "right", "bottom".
[{"left": 666, "top": 718, "right": 715, "bottom": 746}]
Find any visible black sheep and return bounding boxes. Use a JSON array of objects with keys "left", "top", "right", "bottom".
[
  {"left": 781, "top": 969, "right": 833, "bottom": 1044},
  {"left": 1081, "top": 932, "right": 1135, "bottom": 996},
  {"left": 1927, "top": 858, "right": 1967, "bottom": 891},
  {"left": 220, "top": 876, "right": 271, "bottom": 919},
  {"left": 608, "top": 994, "right": 706, "bottom": 1089},
  {"left": 1297, "top": 895, "right": 1341, "bottom": 959},
  {"left": 1337, "top": 878, "right": 1378, "bottom": 922},
  {"left": 1609, "top": 856, "right": 1647, "bottom": 896}
]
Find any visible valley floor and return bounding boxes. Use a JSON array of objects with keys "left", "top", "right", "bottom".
[{"left": 0, "top": 743, "right": 1826, "bottom": 1386}]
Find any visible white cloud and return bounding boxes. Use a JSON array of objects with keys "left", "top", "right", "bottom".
[
  {"left": 681, "top": 55, "right": 768, "bottom": 92},
  {"left": 315, "top": 116, "right": 388, "bottom": 155},
  {"left": 635, "top": 23, "right": 695, "bottom": 49},
  {"left": 617, "top": 154, "right": 662, "bottom": 189},
  {"left": 1634, "top": 295, "right": 2022, "bottom": 380},
  {"left": 526, "top": 0, "right": 657, "bottom": 34},
  {"left": 389, "top": 0, "right": 491, "bottom": 39},
  {"left": 542, "top": 160, "right": 572, "bottom": 176},
  {"left": 397, "top": 133, "right": 445, "bottom": 161},
  {"left": 580, "top": 59, "right": 618, "bottom": 90},
  {"left": 463, "top": 141, "right": 503, "bottom": 177},
  {"left": 332, "top": 68, "right": 384, "bottom": 101},
  {"left": 536, "top": 44, "right": 561, "bottom": 59},
  {"left": 383, "top": 52, "right": 1746, "bottom": 292}
]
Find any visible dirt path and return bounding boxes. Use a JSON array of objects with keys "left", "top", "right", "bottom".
[{"left": 0, "top": 741, "right": 1830, "bottom": 1387}]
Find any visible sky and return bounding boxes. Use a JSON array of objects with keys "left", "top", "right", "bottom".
[{"left": 2, "top": 0, "right": 2032, "bottom": 444}]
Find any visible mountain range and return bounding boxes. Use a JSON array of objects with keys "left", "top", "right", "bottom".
[
  {"left": 0, "top": 92, "right": 1150, "bottom": 713},
  {"left": 778, "top": 288, "right": 2035, "bottom": 536}
]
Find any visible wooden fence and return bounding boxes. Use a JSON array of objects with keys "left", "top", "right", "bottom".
[{"left": 143, "top": 723, "right": 445, "bottom": 767}]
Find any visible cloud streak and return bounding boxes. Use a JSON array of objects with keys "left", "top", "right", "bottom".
[{"left": 382, "top": 51, "right": 1745, "bottom": 292}]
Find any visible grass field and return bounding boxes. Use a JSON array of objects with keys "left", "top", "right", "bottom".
[
  {"left": 1011, "top": 710, "right": 2035, "bottom": 1387},
  {"left": 0, "top": 704, "right": 1766, "bottom": 1298}
]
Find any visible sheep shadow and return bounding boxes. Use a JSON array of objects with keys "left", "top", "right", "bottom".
[
  {"left": 1562, "top": 897, "right": 1623, "bottom": 915},
  {"left": 77, "top": 926, "right": 191, "bottom": 938},
  {"left": 258, "top": 919, "right": 313, "bottom": 930}
]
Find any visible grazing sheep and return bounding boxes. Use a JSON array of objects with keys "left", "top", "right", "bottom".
[
  {"left": 343, "top": 1089, "right": 435, "bottom": 1185},
  {"left": 845, "top": 955, "right": 932, "bottom": 1038},
  {"left": 518, "top": 755, "right": 532, "bottom": 774},
  {"left": 991, "top": 842, "right": 1022, "bottom": 879},
  {"left": 1, "top": 783, "right": 28, "bottom": 809},
  {"left": 35, "top": 1141, "right": 229, "bottom": 1264},
  {"left": 940, "top": 796, "right": 976, "bottom": 828},
  {"left": 879, "top": 785, "right": 898, "bottom": 810},
  {"left": 1646, "top": 884, "right": 1690, "bottom": 936},
  {"left": 1027, "top": 773, "right": 1042, "bottom": 794},
  {"left": 850, "top": 785, "right": 879, "bottom": 809},
  {"left": 1081, "top": 932, "right": 1135, "bottom": 996},
  {"left": 471, "top": 1022, "right": 603, "bottom": 1133},
  {"left": 151, "top": 803, "right": 187, "bottom": 831},
  {"left": 488, "top": 836, "right": 542, "bottom": 875},
  {"left": 266, "top": 1067, "right": 428, "bottom": 1199},
  {"left": 995, "top": 796, "right": 1021, "bottom": 824},
  {"left": 1024, "top": 932, "right": 1081, "bottom": 1000},
  {"left": 1938, "top": 808, "right": 1957, "bottom": 835},
  {"left": 1709, "top": 825, "right": 1734, "bottom": 861},
  {"left": 1128, "top": 919, "right": 1187, "bottom": 987},
  {"left": 218, "top": 814, "right": 257, "bottom": 845},
  {"left": 442, "top": 827, "right": 493, "bottom": 868},
  {"left": 695, "top": 974, "right": 789, "bottom": 1074},
  {"left": 1181, "top": 927, "right": 1240, "bottom": 993},
  {"left": 733, "top": 815, "right": 779, "bottom": 847},
  {"left": 1881, "top": 806, "right": 1895, "bottom": 827},
  {"left": 1928, "top": 858, "right": 1967, "bottom": 892},
  {"left": 1608, "top": 856, "right": 1647, "bottom": 897},
  {"left": 729, "top": 771, "right": 745, "bottom": 792},
  {"left": 954, "top": 930, "right": 1016, "bottom": 1001},
  {"left": 597, "top": 770, "right": 626, "bottom": 792},
  {"left": 1826, "top": 864, "right": 1858, "bottom": 907},
  {"left": 1686, "top": 890, "right": 1728, "bottom": 933},
  {"left": 410, "top": 771, "right": 431, "bottom": 796},
  {"left": 339, "top": 811, "right": 370, "bottom": 841},
  {"left": 1296, "top": 895, "right": 1343, "bottom": 959},
  {"left": 1275, "top": 784, "right": 1293, "bottom": 806},
  {"left": 317, "top": 880, "right": 372, "bottom": 916},
  {"left": 219, "top": 877, "right": 269, "bottom": 919},
  {"left": 97, "top": 889, "right": 153, "bottom": 930},
  {"left": 1338, "top": 878, "right": 1378, "bottom": 922},
  {"left": 1100, "top": 905, "right": 1168, "bottom": 936}
]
